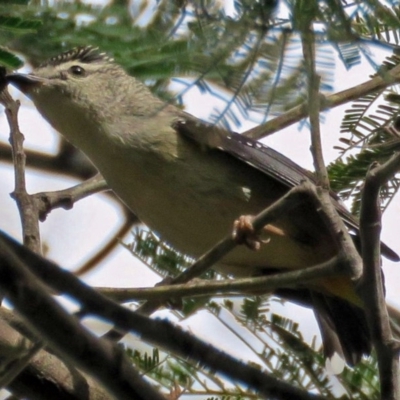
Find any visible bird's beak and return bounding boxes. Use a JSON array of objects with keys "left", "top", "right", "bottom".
[{"left": 6, "top": 73, "right": 46, "bottom": 93}]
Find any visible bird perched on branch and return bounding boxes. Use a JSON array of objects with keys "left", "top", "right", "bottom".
[{"left": 6, "top": 46, "right": 399, "bottom": 367}]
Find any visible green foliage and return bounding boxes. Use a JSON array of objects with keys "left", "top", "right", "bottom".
[
  {"left": 124, "top": 229, "right": 214, "bottom": 316},
  {"left": 0, "top": 47, "right": 22, "bottom": 68},
  {"left": 127, "top": 229, "right": 193, "bottom": 277},
  {"left": 0, "top": 15, "right": 41, "bottom": 32},
  {"left": 125, "top": 346, "right": 194, "bottom": 390},
  {"left": 2, "top": 0, "right": 399, "bottom": 130},
  {"left": 0, "top": 0, "right": 399, "bottom": 126},
  {"left": 126, "top": 229, "right": 215, "bottom": 280},
  {"left": 1, "top": 0, "right": 398, "bottom": 398},
  {"left": 0, "top": 0, "right": 337, "bottom": 128},
  {"left": 352, "top": 1, "right": 400, "bottom": 45},
  {"left": 328, "top": 53, "right": 400, "bottom": 215},
  {"left": 0, "top": 6, "right": 41, "bottom": 67},
  {"left": 340, "top": 353, "right": 380, "bottom": 399}
]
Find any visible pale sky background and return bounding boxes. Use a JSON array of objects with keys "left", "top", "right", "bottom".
[{"left": 1, "top": 1, "right": 400, "bottom": 397}]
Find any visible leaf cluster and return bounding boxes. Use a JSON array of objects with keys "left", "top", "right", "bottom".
[
  {"left": 1, "top": 0, "right": 400, "bottom": 127},
  {"left": 328, "top": 53, "right": 400, "bottom": 215},
  {"left": 2, "top": 0, "right": 400, "bottom": 132},
  {"left": 0, "top": 0, "right": 41, "bottom": 68}
]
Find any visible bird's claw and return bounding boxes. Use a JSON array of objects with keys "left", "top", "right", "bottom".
[{"left": 232, "top": 215, "right": 269, "bottom": 251}]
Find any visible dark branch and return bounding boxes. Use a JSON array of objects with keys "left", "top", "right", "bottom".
[
  {"left": 358, "top": 153, "right": 400, "bottom": 400},
  {"left": 0, "top": 230, "right": 325, "bottom": 400}
]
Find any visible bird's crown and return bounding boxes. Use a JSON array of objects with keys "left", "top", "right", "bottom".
[{"left": 39, "top": 46, "right": 113, "bottom": 68}]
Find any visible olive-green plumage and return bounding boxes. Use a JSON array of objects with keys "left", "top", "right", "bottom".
[{"left": 7, "top": 46, "right": 397, "bottom": 366}]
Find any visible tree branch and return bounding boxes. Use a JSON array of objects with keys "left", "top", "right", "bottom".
[
  {"left": 95, "top": 255, "right": 344, "bottom": 303},
  {"left": 300, "top": 23, "right": 362, "bottom": 281},
  {"left": 34, "top": 173, "right": 108, "bottom": 222},
  {"left": 0, "top": 87, "right": 41, "bottom": 253},
  {"left": 243, "top": 61, "right": 400, "bottom": 140},
  {"left": 0, "top": 309, "right": 113, "bottom": 400},
  {"left": 0, "top": 230, "right": 326, "bottom": 400},
  {"left": 0, "top": 235, "right": 167, "bottom": 400},
  {"left": 359, "top": 153, "right": 400, "bottom": 400}
]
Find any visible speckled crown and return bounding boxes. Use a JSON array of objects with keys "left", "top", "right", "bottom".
[{"left": 39, "top": 46, "right": 113, "bottom": 68}]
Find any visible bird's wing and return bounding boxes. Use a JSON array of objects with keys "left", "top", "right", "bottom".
[
  {"left": 173, "top": 116, "right": 313, "bottom": 187},
  {"left": 172, "top": 116, "right": 399, "bottom": 262}
]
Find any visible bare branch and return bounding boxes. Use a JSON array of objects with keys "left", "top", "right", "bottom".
[
  {"left": 0, "top": 230, "right": 326, "bottom": 400},
  {"left": 0, "top": 309, "right": 112, "bottom": 400},
  {"left": 74, "top": 211, "right": 138, "bottom": 276},
  {"left": 300, "top": 26, "right": 362, "bottom": 281},
  {"left": 301, "top": 26, "right": 328, "bottom": 187},
  {"left": 358, "top": 153, "right": 400, "bottom": 400},
  {"left": 34, "top": 173, "right": 108, "bottom": 222},
  {"left": 0, "top": 140, "right": 96, "bottom": 179},
  {"left": 0, "top": 88, "right": 41, "bottom": 254},
  {"left": 0, "top": 235, "right": 167, "bottom": 400},
  {"left": 244, "top": 62, "right": 400, "bottom": 140},
  {"left": 95, "top": 255, "right": 345, "bottom": 303}
]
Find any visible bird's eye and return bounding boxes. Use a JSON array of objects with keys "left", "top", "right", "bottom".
[{"left": 69, "top": 65, "right": 86, "bottom": 76}]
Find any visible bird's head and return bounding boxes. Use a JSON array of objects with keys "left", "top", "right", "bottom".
[
  {"left": 6, "top": 47, "right": 128, "bottom": 113},
  {"left": 5, "top": 47, "right": 161, "bottom": 150}
]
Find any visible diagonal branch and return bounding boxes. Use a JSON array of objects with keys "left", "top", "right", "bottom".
[
  {"left": 0, "top": 308, "right": 117, "bottom": 400},
  {"left": 135, "top": 182, "right": 322, "bottom": 316},
  {"left": 0, "top": 235, "right": 167, "bottom": 400},
  {"left": 243, "top": 61, "right": 400, "bottom": 140},
  {"left": 95, "top": 255, "right": 345, "bottom": 303},
  {"left": 301, "top": 22, "right": 362, "bottom": 281},
  {"left": 0, "top": 231, "right": 326, "bottom": 400}
]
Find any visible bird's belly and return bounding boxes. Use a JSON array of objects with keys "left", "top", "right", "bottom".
[
  {"left": 97, "top": 151, "right": 335, "bottom": 274},
  {"left": 107, "top": 162, "right": 242, "bottom": 255}
]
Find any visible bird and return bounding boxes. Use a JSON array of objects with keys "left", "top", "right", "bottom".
[{"left": 5, "top": 46, "right": 399, "bottom": 367}]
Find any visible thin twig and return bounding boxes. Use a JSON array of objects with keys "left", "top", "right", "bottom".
[
  {"left": 0, "top": 88, "right": 41, "bottom": 254},
  {"left": 96, "top": 255, "right": 343, "bottom": 303},
  {"left": 136, "top": 182, "right": 319, "bottom": 316},
  {"left": 0, "top": 140, "right": 96, "bottom": 179},
  {"left": 301, "top": 25, "right": 362, "bottom": 281},
  {"left": 34, "top": 173, "right": 109, "bottom": 221},
  {"left": 74, "top": 210, "right": 137, "bottom": 276},
  {"left": 301, "top": 27, "right": 328, "bottom": 187},
  {"left": 243, "top": 60, "right": 400, "bottom": 140},
  {"left": 0, "top": 87, "right": 47, "bottom": 390},
  {"left": 359, "top": 153, "right": 400, "bottom": 400}
]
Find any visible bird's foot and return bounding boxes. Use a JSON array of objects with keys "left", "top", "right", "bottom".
[{"left": 232, "top": 215, "right": 270, "bottom": 251}]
